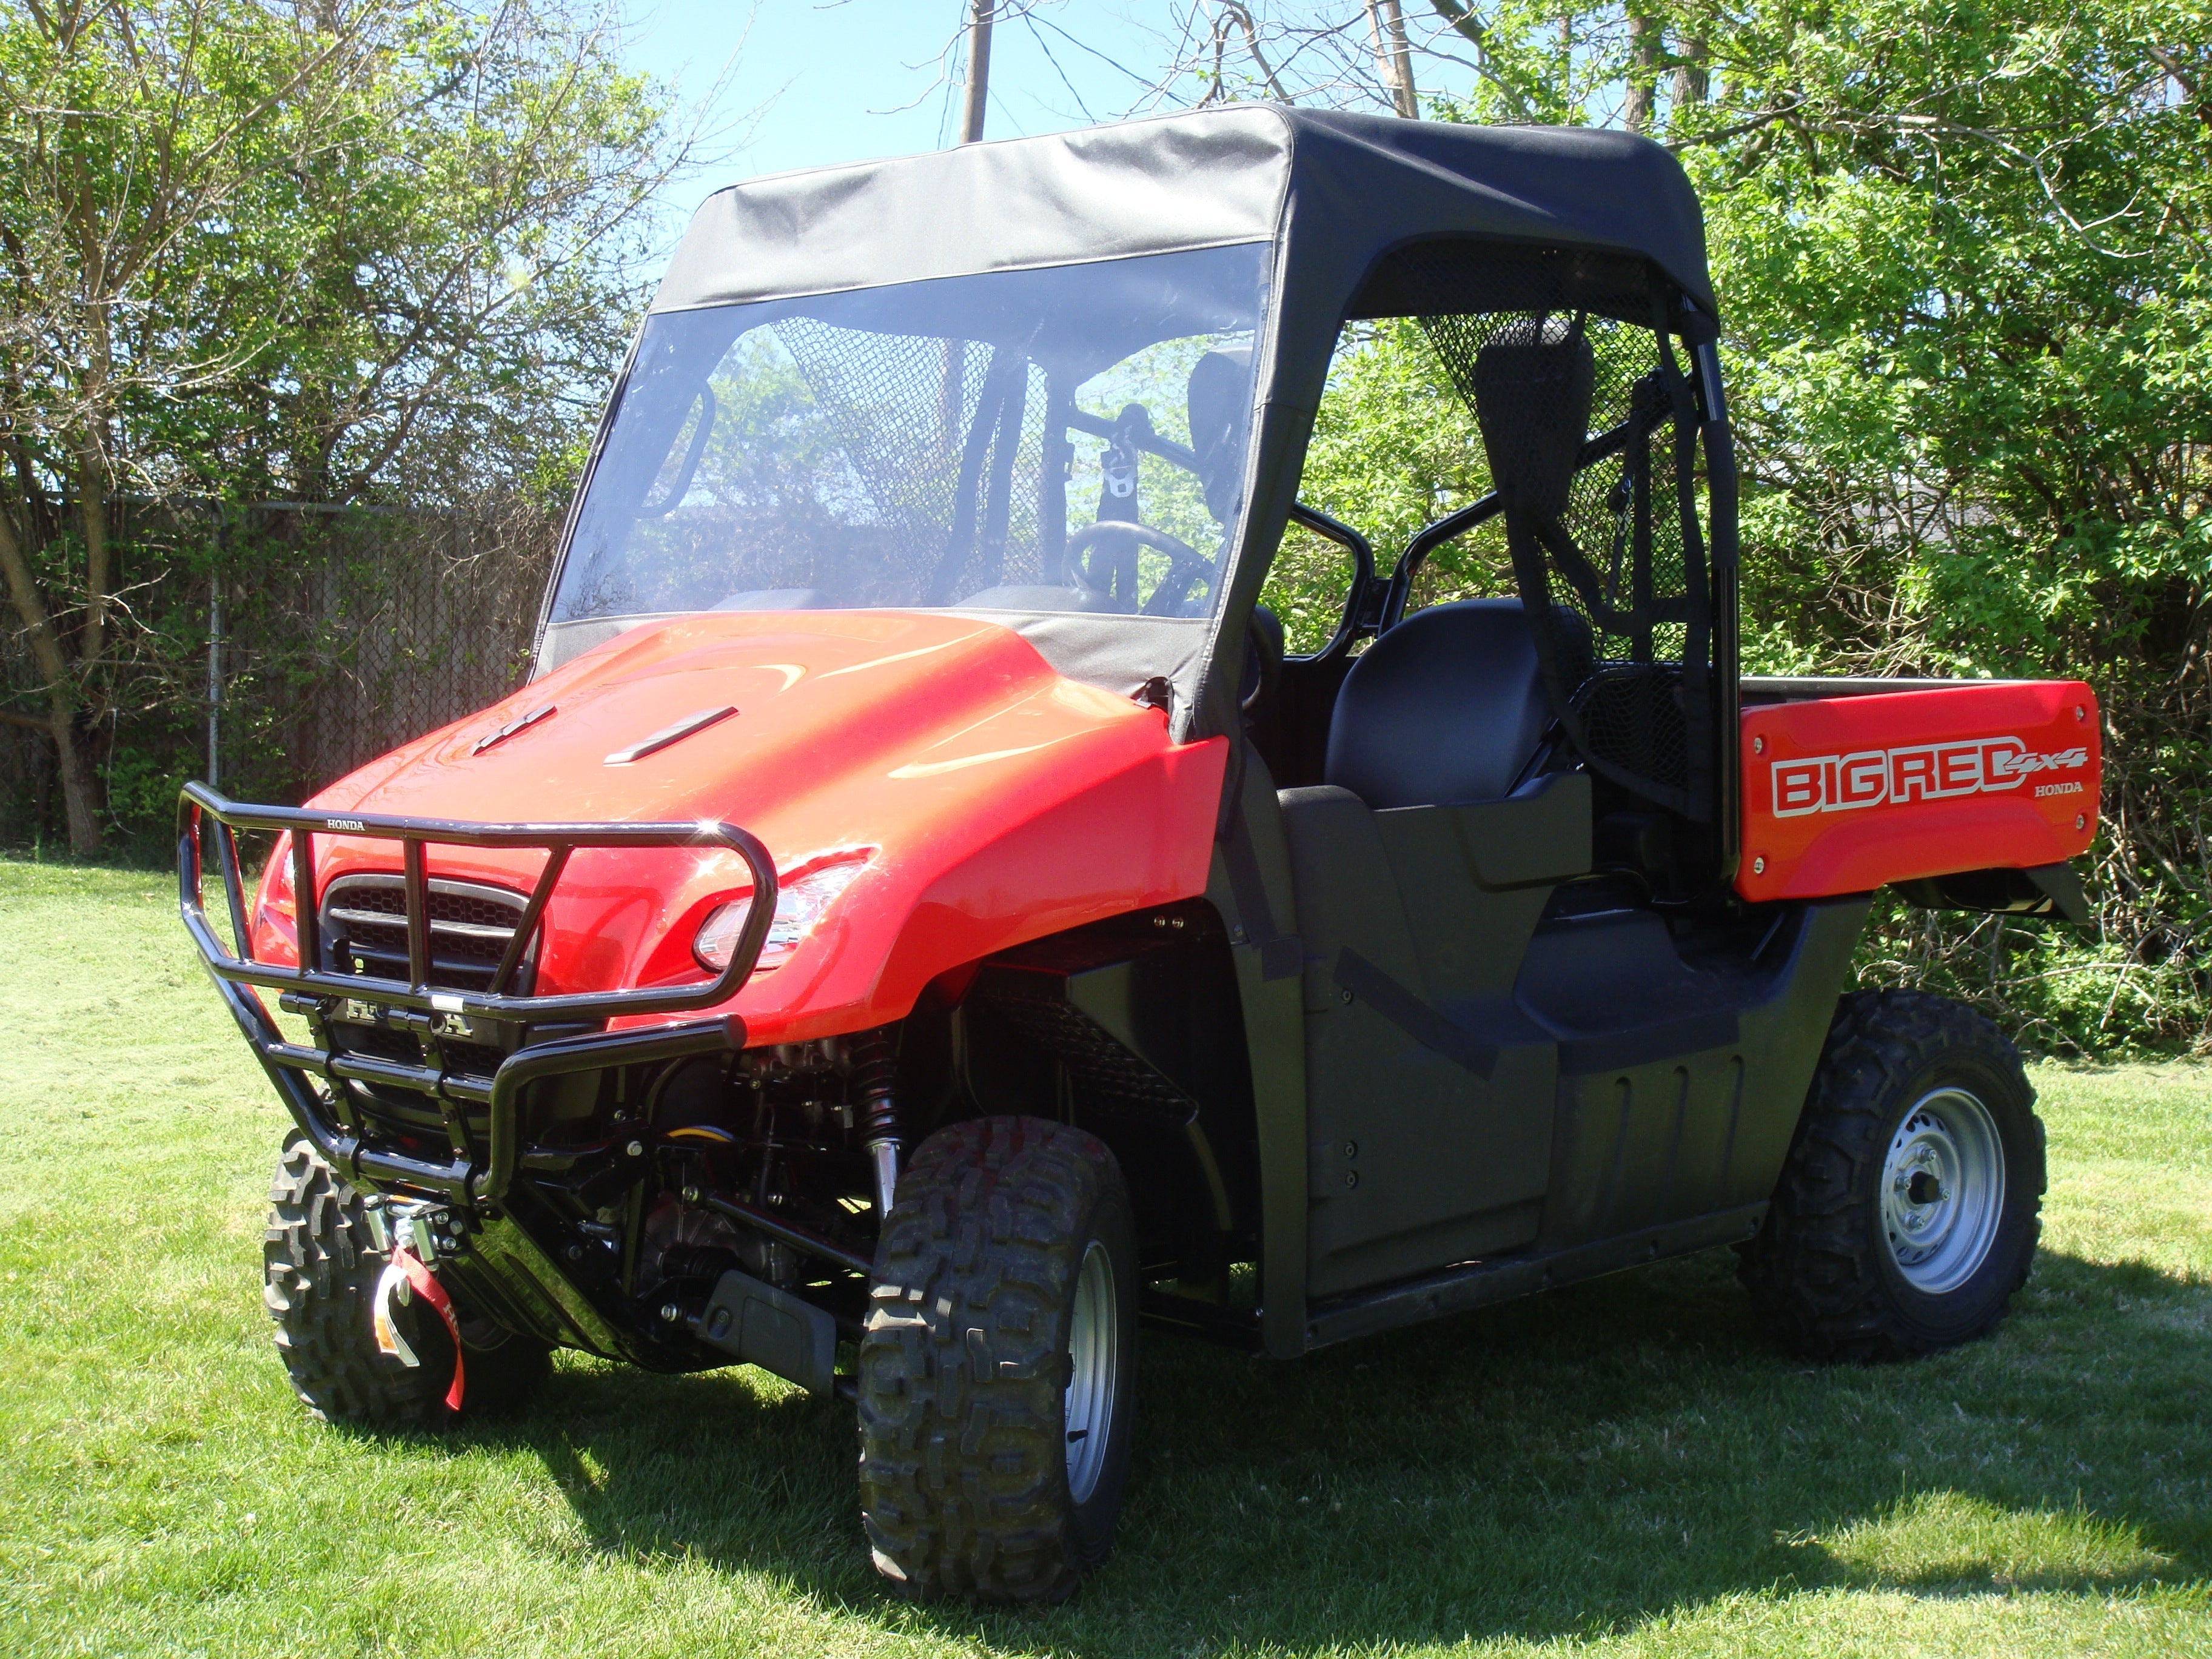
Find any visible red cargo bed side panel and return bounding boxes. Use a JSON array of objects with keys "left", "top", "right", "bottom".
[{"left": 1737, "top": 680, "right": 2099, "bottom": 902}]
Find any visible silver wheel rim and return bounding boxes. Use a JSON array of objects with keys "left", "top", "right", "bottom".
[
  {"left": 1064, "top": 1238, "right": 1118, "bottom": 1504},
  {"left": 1881, "top": 1086, "right": 2006, "bottom": 1294}
]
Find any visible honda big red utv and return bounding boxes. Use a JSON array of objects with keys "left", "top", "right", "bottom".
[{"left": 181, "top": 108, "right": 2102, "bottom": 1601}]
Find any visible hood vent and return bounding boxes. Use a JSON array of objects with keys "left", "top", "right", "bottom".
[
  {"left": 604, "top": 704, "right": 739, "bottom": 766},
  {"left": 472, "top": 702, "right": 557, "bottom": 756}
]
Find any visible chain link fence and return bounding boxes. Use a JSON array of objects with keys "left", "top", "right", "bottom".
[{"left": 1, "top": 500, "right": 561, "bottom": 850}]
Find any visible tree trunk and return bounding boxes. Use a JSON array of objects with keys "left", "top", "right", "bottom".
[
  {"left": 0, "top": 508, "right": 101, "bottom": 854},
  {"left": 79, "top": 443, "right": 109, "bottom": 668},
  {"left": 960, "top": 1, "right": 993, "bottom": 144},
  {"left": 1368, "top": 0, "right": 1420, "bottom": 118},
  {"left": 52, "top": 704, "right": 103, "bottom": 854},
  {"left": 1623, "top": 15, "right": 1660, "bottom": 133},
  {"left": 1672, "top": 35, "right": 1709, "bottom": 111}
]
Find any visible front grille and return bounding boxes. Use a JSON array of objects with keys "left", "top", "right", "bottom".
[
  {"left": 341, "top": 1022, "right": 422, "bottom": 1064},
  {"left": 441, "top": 1039, "right": 508, "bottom": 1076},
  {"left": 320, "top": 873, "right": 531, "bottom": 994},
  {"left": 319, "top": 875, "right": 531, "bottom": 1127}
]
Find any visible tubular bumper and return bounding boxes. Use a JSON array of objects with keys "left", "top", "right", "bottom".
[{"left": 177, "top": 783, "right": 775, "bottom": 1201}]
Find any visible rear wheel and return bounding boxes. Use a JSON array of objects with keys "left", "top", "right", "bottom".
[
  {"left": 1740, "top": 990, "right": 2045, "bottom": 1361},
  {"left": 263, "top": 1134, "right": 549, "bottom": 1424},
  {"left": 857, "top": 1116, "right": 1137, "bottom": 1603}
]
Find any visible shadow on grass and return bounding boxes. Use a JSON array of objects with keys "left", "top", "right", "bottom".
[{"left": 441, "top": 1245, "right": 2208, "bottom": 1652}]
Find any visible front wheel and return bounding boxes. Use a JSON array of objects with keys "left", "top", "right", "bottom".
[
  {"left": 1740, "top": 990, "right": 2046, "bottom": 1361},
  {"left": 263, "top": 1134, "right": 550, "bottom": 1424},
  {"left": 857, "top": 1116, "right": 1137, "bottom": 1603}
]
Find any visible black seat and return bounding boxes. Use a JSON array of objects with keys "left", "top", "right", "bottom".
[
  {"left": 1239, "top": 602, "right": 1283, "bottom": 722},
  {"left": 1324, "top": 599, "right": 1583, "bottom": 809}
]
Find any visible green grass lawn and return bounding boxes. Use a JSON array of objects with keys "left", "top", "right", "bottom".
[{"left": 1, "top": 857, "right": 2207, "bottom": 1657}]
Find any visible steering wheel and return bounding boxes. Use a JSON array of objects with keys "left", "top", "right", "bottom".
[{"left": 1065, "top": 520, "right": 1214, "bottom": 617}]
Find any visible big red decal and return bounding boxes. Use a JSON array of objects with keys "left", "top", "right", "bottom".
[
  {"left": 1768, "top": 739, "right": 2092, "bottom": 819},
  {"left": 1738, "top": 682, "right": 2100, "bottom": 902}
]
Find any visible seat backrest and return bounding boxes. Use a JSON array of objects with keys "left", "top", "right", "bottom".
[
  {"left": 1187, "top": 349, "right": 1252, "bottom": 525},
  {"left": 1239, "top": 602, "right": 1283, "bottom": 718},
  {"left": 1324, "top": 599, "right": 1569, "bottom": 809}
]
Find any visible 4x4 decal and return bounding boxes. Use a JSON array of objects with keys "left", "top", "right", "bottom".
[{"left": 1771, "top": 739, "right": 2091, "bottom": 819}]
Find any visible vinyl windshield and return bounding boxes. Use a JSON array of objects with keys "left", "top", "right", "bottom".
[{"left": 549, "top": 244, "right": 1271, "bottom": 628}]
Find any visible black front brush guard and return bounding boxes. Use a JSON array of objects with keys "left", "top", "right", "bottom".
[{"left": 177, "top": 782, "right": 779, "bottom": 1202}]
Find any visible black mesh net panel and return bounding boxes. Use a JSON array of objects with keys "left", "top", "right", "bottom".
[
  {"left": 775, "top": 319, "right": 1061, "bottom": 603},
  {"left": 1392, "top": 246, "right": 1713, "bottom": 820}
]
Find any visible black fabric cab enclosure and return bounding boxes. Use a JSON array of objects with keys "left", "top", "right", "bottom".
[
  {"left": 646, "top": 107, "right": 1713, "bottom": 318},
  {"left": 537, "top": 106, "right": 1725, "bottom": 757}
]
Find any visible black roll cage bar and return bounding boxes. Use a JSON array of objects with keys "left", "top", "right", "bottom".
[
  {"left": 176, "top": 782, "right": 780, "bottom": 1201},
  {"left": 1292, "top": 399, "right": 1663, "bottom": 663}
]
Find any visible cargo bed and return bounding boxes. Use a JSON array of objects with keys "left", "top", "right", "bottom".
[{"left": 1736, "top": 677, "right": 2099, "bottom": 903}]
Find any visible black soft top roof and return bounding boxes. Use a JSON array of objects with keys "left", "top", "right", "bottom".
[{"left": 651, "top": 105, "right": 1715, "bottom": 321}]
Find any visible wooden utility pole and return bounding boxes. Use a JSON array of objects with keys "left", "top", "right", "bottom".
[
  {"left": 960, "top": 1, "right": 994, "bottom": 143},
  {"left": 942, "top": 2, "right": 996, "bottom": 449}
]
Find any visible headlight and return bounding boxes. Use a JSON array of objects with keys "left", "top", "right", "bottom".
[{"left": 693, "top": 861, "right": 866, "bottom": 972}]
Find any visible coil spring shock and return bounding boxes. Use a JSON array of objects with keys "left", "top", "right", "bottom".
[{"left": 851, "top": 1027, "right": 901, "bottom": 1221}]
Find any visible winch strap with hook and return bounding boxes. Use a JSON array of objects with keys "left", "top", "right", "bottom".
[{"left": 371, "top": 1246, "right": 466, "bottom": 1412}]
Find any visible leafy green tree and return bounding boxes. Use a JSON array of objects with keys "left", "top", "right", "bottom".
[
  {"left": 0, "top": 0, "right": 345, "bottom": 848},
  {"left": 1682, "top": 0, "right": 2212, "bottom": 1039},
  {"left": 1205, "top": 0, "right": 2210, "bottom": 1043},
  {"left": 0, "top": 0, "right": 691, "bottom": 852}
]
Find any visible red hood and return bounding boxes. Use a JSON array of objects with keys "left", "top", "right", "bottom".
[{"left": 254, "top": 611, "right": 1227, "bottom": 1043}]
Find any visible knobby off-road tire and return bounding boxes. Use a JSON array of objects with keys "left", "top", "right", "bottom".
[
  {"left": 263, "top": 1133, "right": 551, "bottom": 1424},
  {"left": 857, "top": 1116, "right": 1138, "bottom": 1603},
  {"left": 1740, "top": 990, "right": 2046, "bottom": 1361}
]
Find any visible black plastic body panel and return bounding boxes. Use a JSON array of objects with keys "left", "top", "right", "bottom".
[
  {"left": 1255, "top": 649, "right": 1356, "bottom": 789},
  {"left": 1204, "top": 744, "right": 1310, "bottom": 1356},
  {"left": 1305, "top": 1201, "right": 1768, "bottom": 1349},
  {"left": 694, "top": 1267, "right": 840, "bottom": 1395},
  {"left": 963, "top": 902, "right": 1261, "bottom": 1311},
  {"left": 1520, "top": 896, "right": 1869, "bottom": 1252},
  {"left": 437, "top": 1190, "right": 699, "bottom": 1370},
  {"left": 1299, "top": 896, "right": 1869, "bottom": 1351},
  {"left": 1282, "top": 773, "right": 1594, "bottom": 1298},
  {"left": 1895, "top": 861, "right": 2089, "bottom": 925},
  {"left": 1262, "top": 696, "right": 1872, "bottom": 1342},
  {"left": 1740, "top": 674, "right": 1992, "bottom": 702}
]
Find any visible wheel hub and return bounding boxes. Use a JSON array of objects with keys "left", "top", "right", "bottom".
[
  {"left": 1064, "top": 1238, "right": 1118, "bottom": 1504},
  {"left": 1881, "top": 1087, "right": 2005, "bottom": 1294}
]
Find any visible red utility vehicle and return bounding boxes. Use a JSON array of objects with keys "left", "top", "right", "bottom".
[{"left": 181, "top": 109, "right": 2099, "bottom": 1603}]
